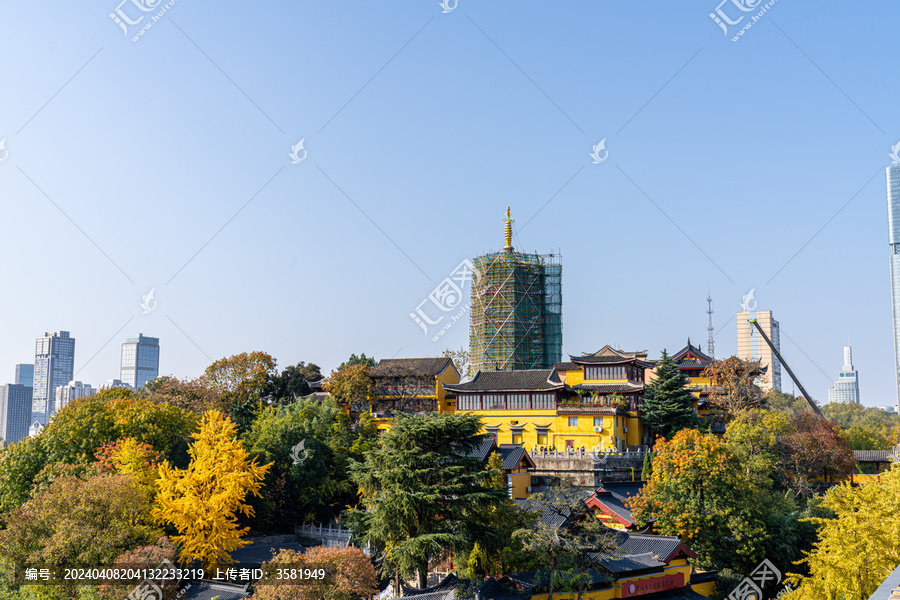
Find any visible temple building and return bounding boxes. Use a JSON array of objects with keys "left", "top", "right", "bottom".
[{"left": 448, "top": 345, "right": 651, "bottom": 452}]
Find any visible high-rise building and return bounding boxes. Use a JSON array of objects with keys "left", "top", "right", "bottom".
[
  {"left": 469, "top": 207, "right": 562, "bottom": 372},
  {"left": 736, "top": 310, "right": 782, "bottom": 393},
  {"left": 55, "top": 381, "right": 96, "bottom": 412},
  {"left": 100, "top": 378, "right": 133, "bottom": 391},
  {"left": 0, "top": 384, "right": 33, "bottom": 444},
  {"left": 887, "top": 164, "right": 900, "bottom": 409},
  {"left": 14, "top": 364, "right": 34, "bottom": 387},
  {"left": 827, "top": 346, "right": 860, "bottom": 404},
  {"left": 32, "top": 331, "right": 75, "bottom": 426},
  {"left": 120, "top": 334, "right": 159, "bottom": 389}
]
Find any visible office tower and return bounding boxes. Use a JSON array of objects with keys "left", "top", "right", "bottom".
[
  {"left": 736, "top": 310, "right": 782, "bottom": 393},
  {"left": 14, "top": 364, "right": 34, "bottom": 387},
  {"left": 32, "top": 331, "right": 75, "bottom": 426},
  {"left": 888, "top": 164, "right": 900, "bottom": 408},
  {"left": 0, "top": 384, "right": 33, "bottom": 444},
  {"left": 100, "top": 378, "right": 133, "bottom": 391},
  {"left": 469, "top": 207, "right": 562, "bottom": 372},
  {"left": 120, "top": 334, "right": 159, "bottom": 389},
  {"left": 55, "top": 381, "right": 96, "bottom": 412},
  {"left": 827, "top": 346, "right": 860, "bottom": 404}
]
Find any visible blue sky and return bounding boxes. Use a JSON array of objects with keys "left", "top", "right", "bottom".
[{"left": 0, "top": 1, "right": 897, "bottom": 406}]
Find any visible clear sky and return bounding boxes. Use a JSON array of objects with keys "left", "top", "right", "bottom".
[{"left": 0, "top": 1, "right": 897, "bottom": 406}]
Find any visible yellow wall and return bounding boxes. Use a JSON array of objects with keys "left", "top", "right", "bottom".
[
  {"left": 465, "top": 410, "right": 630, "bottom": 453},
  {"left": 691, "top": 580, "right": 716, "bottom": 597},
  {"left": 369, "top": 364, "right": 461, "bottom": 432},
  {"left": 510, "top": 472, "right": 531, "bottom": 499}
]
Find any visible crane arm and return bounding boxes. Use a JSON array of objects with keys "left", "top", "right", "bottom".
[{"left": 748, "top": 319, "right": 823, "bottom": 416}]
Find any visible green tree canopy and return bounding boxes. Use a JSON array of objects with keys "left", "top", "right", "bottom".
[
  {"left": 629, "top": 429, "right": 767, "bottom": 572},
  {"left": 346, "top": 412, "right": 508, "bottom": 588},
  {"left": 268, "top": 361, "right": 323, "bottom": 403},
  {"left": 642, "top": 350, "right": 696, "bottom": 440}
]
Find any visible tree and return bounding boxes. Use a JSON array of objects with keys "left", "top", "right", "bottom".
[
  {"left": 514, "top": 484, "right": 615, "bottom": 600},
  {"left": 98, "top": 537, "right": 179, "bottom": 600},
  {"left": 642, "top": 350, "right": 696, "bottom": 440},
  {"left": 0, "top": 473, "right": 160, "bottom": 595},
  {"left": 203, "top": 352, "right": 278, "bottom": 433},
  {"left": 346, "top": 412, "right": 508, "bottom": 589},
  {"left": 780, "top": 411, "right": 855, "bottom": 498},
  {"left": 441, "top": 346, "right": 470, "bottom": 380},
  {"left": 629, "top": 429, "right": 767, "bottom": 572},
  {"left": 641, "top": 450, "right": 652, "bottom": 481},
  {"left": 763, "top": 389, "right": 811, "bottom": 414},
  {"left": 785, "top": 463, "right": 900, "bottom": 599},
  {"left": 338, "top": 353, "right": 376, "bottom": 370},
  {"left": 252, "top": 546, "right": 378, "bottom": 600},
  {"left": 323, "top": 363, "right": 373, "bottom": 421},
  {"left": 724, "top": 409, "right": 792, "bottom": 490},
  {"left": 268, "top": 361, "right": 323, "bottom": 403},
  {"left": 457, "top": 452, "right": 539, "bottom": 580},
  {"left": 141, "top": 375, "right": 221, "bottom": 416},
  {"left": 370, "top": 363, "right": 439, "bottom": 413},
  {"left": 0, "top": 435, "right": 48, "bottom": 522},
  {"left": 242, "top": 397, "right": 374, "bottom": 531},
  {"left": 152, "top": 410, "right": 270, "bottom": 569},
  {"left": 702, "top": 356, "right": 764, "bottom": 419}
]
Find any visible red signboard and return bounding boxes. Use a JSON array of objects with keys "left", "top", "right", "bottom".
[{"left": 620, "top": 573, "right": 683, "bottom": 597}]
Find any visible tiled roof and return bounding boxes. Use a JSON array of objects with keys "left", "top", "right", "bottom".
[
  {"left": 446, "top": 369, "right": 564, "bottom": 392},
  {"left": 586, "top": 488, "right": 637, "bottom": 526},
  {"left": 497, "top": 444, "right": 536, "bottom": 470},
  {"left": 371, "top": 357, "right": 455, "bottom": 377},
  {"left": 502, "top": 569, "right": 609, "bottom": 592},
  {"left": 573, "top": 382, "right": 644, "bottom": 393},
  {"left": 854, "top": 450, "right": 894, "bottom": 462},
  {"left": 554, "top": 361, "right": 579, "bottom": 370},
  {"left": 609, "top": 531, "right": 696, "bottom": 563},
  {"left": 637, "top": 587, "right": 711, "bottom": 600},
  {"left": 670, "top": 340, "right": 713, "bottom": 363},
  {"left": 466, "top": 435, "right": 498, "bottom": 462},
  {"left": 597, "top": 552, "right": 667, "bottom": 574},
  {"left": 307, "top": 378, "right": 324, "bottom": 390},
  {"left": 229, "top": 541, "right": 306, "bottom": 565},
  {"left": 570, "top": 345, "right": 650, "bottom": 366}
]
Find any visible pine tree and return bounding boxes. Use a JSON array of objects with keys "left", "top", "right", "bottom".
[
  {"left": 346, "top": 412, "right": 509, "bottom": 589},
  {"left": 642, "top": 350, "right": 697, "bottom": 440},
  {"left": 641, "top": 450, "right": 652, "bottom": 481}
]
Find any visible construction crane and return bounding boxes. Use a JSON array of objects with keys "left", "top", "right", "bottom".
[{"left": 748, "top": 318, "right": 823, "bottom": 417}]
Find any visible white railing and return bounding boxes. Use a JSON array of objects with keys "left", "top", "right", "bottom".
[{"left": 296, "top": 522, "right": 352, "bottom": 548}]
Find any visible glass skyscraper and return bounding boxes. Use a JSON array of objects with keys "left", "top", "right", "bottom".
[
  {"left": 120, "top": 334, "right": 159, "bottom": 389},
  {"left": 827, "top": 346, "right": 860, "bottom": 404},
  {"left": 32, "top": 331, "right": 75, "bottom": 426},
  {"left": 888, "top": 165, "right": 900, "bottom": 408}
]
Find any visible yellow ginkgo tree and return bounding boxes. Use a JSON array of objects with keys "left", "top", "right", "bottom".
[
  {"left": 786, "top": 462, "right": 900, "bottom": 599},
  {"left": 152, "top": 410, "right": 270, "bottom": 570}
]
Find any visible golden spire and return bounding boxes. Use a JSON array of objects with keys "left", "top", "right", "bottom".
[{"left": 503, "top": 206, "right": 514, "bottom": 252}]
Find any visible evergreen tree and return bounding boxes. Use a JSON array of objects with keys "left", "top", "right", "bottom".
[
  {"left": 642, "top": 350, "right": 697, "bottom": 440},
  {"left": 345, "top": 412, "right": 508, "bottom": 589},
  {"left": 641, "top": 450, "right": 652, "bottom": 481}
]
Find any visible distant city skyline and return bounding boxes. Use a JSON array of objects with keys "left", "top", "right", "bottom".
[{"left": 1, "top": 3, "right": 898, "bottom": 407}]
